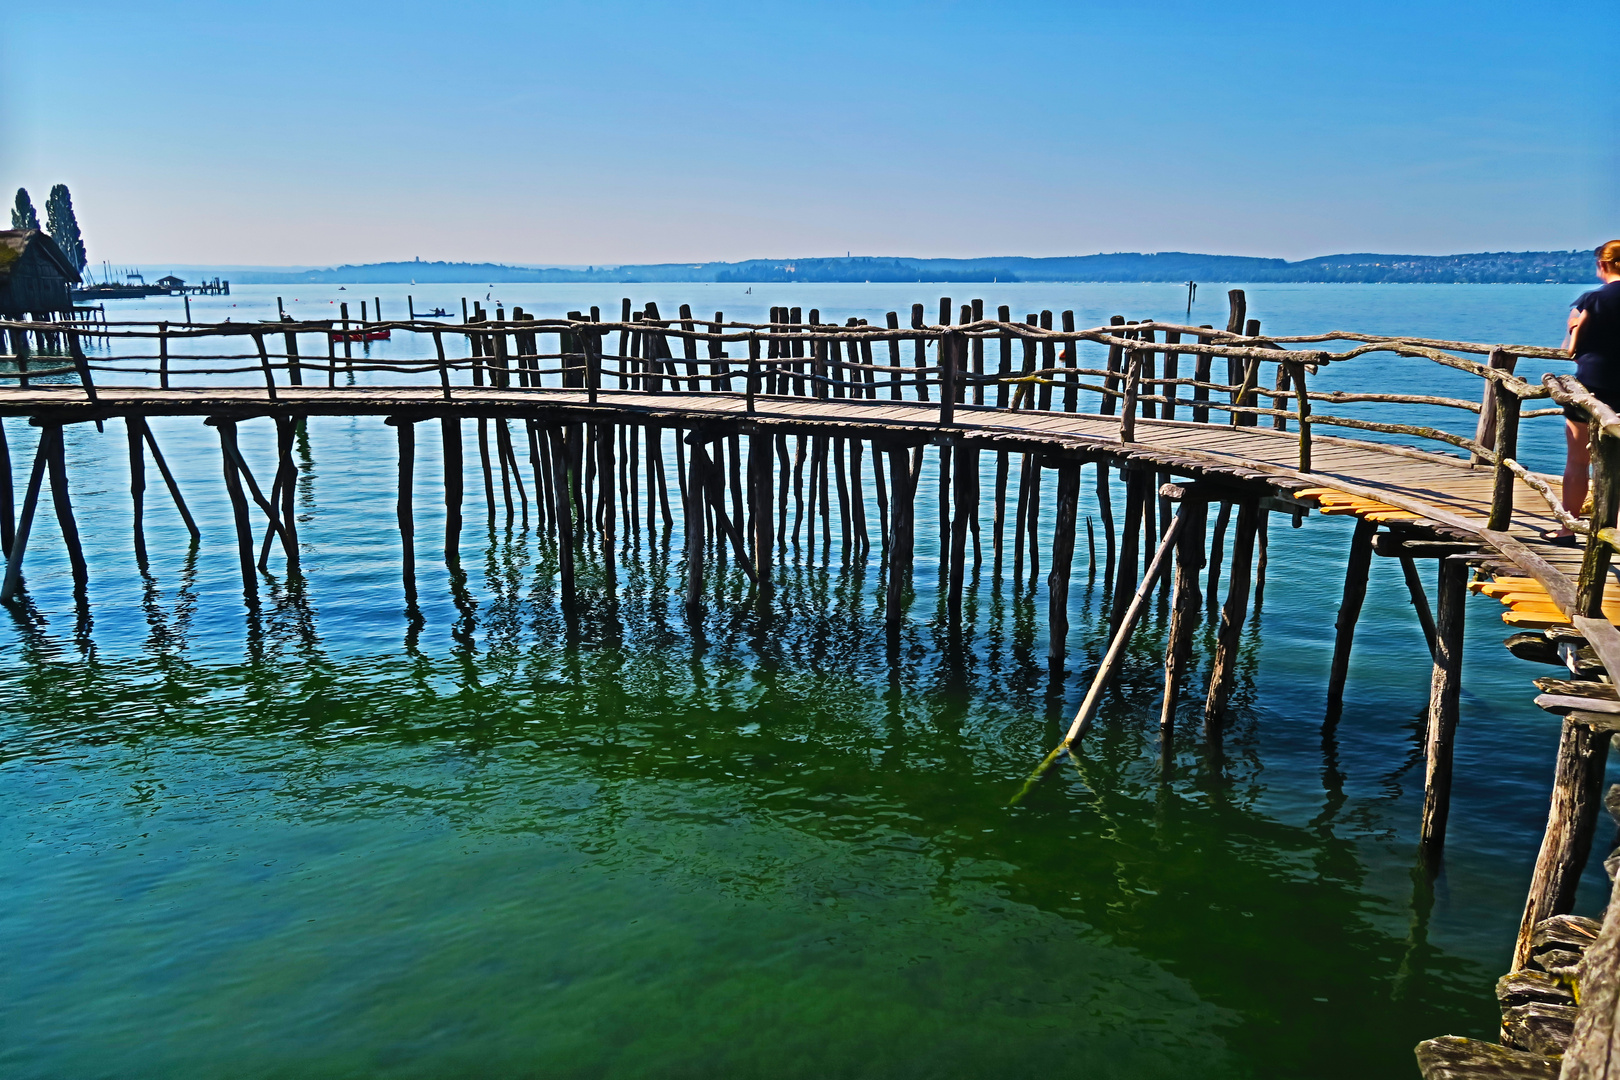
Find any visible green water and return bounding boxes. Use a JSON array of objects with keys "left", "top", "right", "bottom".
[{"left": 0, "top": 283, "right": 1609, "bottom": 1078}]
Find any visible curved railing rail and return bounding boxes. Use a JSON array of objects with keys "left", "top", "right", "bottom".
[{"left": 0, "top": 300, "right": 1583, "bottom": 539}]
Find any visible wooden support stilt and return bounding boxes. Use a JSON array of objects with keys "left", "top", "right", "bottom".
[
  {"left": 750, "top": 433, "right": 774, "bottom": 600},
  {"left": 833, "top": 437, "right": 852, "bottom": 560},
  {"left": 1159, "top": 493, "right": 1209, "bottom": 758},
  {"left": 685, "top": 437, "right": 705, "bottom": 611},
  {"left": 0, "top": 420, "right": 13, "bottom": 560},
  {"left": 274, "top": 416, "right": 299, "bottom": 572},
  {"left": 849, "top": 437, "right": 868, "bottom": 555},
  {"left": 1203, "top": 499, "right": 1260, "bottom": 732},
  {"left": 1012, "top": 452, "right": 1032, "bottom": 583},
  {"left": 1111, "top": 468, "right": 1146, "bottom": 636},
  {"left": 442, "top": 417, "right": 463, "bottom": 561},
  {"left": 948, "top": 443, "right": 978, "bottom": 629},
  {"left": 775, "top": 435, "right": 791, "bottom": 552},
  {"left": 1025, "top": 451, "right": 1042, "bottom": 589},
  {"left": 790, "top": 435, "right": 807, "bottom": 555},
  {"left": 992, "top": 451, "right": 1009, "bottom": 578},
  {"left": 1419, "top": 557, "right": 1468, "bottom": 860},
  {"left": 477, "top": 418, "right": 495, "bottom": 528},
  {"left": 547, "top": 426, "right": 576, "bottom": 612},
  {"left": 1097, "top": 462, "right": 1116, "bottom": 586},
  {"left": 1253, "top": 511, "right": 1269, "bottom": 608},
  {"left": 1012, "top": 508, "right": 1190, "bottom": 802},
  {"left": 126, "top": 417, "right": 146, "bottom": 564},
  {"left": 938, "top": 442, "right": 953, "bottom": 574},
  {"left": 1207, "top": 501, "right": 1231, "bottom": 610},
  {"left": 1326, "top": 518, "right": 1378, "bottom": 714},
  {"left": 44, "top": 423, "right": 87, "bottom": 592},
  {"left": 1047, "top": 460, "right": 1081, "bottom": 660},
  {"left": 215, "top": 421, "right": 257, "bottom": 595},
  {"left": 597, "top": 421, "right": 616, "bottom": 588},
  {"left": 1513, "top": 716, "right": 1613, "bottom": 969},
  {"left": 1398, "top": 552, "right": 1439, "bottom": 661},
  {"left": 886, "top": 445, "right": 917, "bottom": 626},
  {"left": 0, "top": 429, "right": 52, "bottom": 603},
  {"left": 389, "top": 418, "right": 417, "bottom": 603},
  {"left": 137, "top": 419, "right": 199, "bottom": 541},
  {"left": 872, "top": 439, "right": 889, "bottom": 556}
]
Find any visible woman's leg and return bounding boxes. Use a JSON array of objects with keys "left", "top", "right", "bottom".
[{"left": 1564, "top": 418, "right": 1591, "bottom": 521}]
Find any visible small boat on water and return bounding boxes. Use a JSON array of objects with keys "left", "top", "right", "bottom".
[
  {"left": 412, "top": 308, "right": 453, "bottom": 318},
  {"left": 329, "top": 329, "right": 391, "bottom": 342}
]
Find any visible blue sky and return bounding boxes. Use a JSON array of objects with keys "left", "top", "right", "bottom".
[{"left": 2, "top": 0, "right": 1611, "bottom": 266}]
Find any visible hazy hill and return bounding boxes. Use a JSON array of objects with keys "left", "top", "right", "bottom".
[{"left": 226, "top": 250, "right": 1597, "bottom": 286}]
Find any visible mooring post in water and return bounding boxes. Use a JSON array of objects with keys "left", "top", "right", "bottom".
[
  {"left": 1203, "top": 498, "right": 1260, "bottom": 735},
  {"left": 0, "top": 427, "right": 53, "bottom": 603},
  {"left": 1419, "top": 557, "right": 1468, "bottom": 861},
  {"left": 1325, "top": 517, "right": 1378, "bottom": 715},
  {"left": 1159, "top": 487, "right": 1209, "bottom": 762},
  {"left": 1046, "top": 457, "right": 1082, "bottom": 661},
  {"left": 1012, "top": 509, "right": 1189, "bottom": 803},
  {"left": 1512, "top": 716, "right": 1613, "bottom": 968},
  {"left": 387, "top": 417, "right": 419, "bottom": 604}
]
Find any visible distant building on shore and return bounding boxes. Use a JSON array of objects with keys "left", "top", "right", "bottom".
[{"left": 0, "top": 229, "right": 81, "bottom": 317}]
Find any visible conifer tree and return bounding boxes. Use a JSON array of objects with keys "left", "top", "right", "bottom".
[
  {"left": 45, "top": 184, "right": 86, "bottom": 272},
  {"left": 11, "top": 188, "right": 39, "bottom": 231}
]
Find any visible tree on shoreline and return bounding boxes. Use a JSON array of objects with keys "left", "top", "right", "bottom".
[
  {"left": 11, "top": 188, "right": 39, "bottom": 231},
  {"left": 45, "top": 184, "right": 86, "bottom": 272}
]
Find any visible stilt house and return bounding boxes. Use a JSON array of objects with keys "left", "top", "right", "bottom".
[{"left": 0, "top": 230, "right": 82, "bottom": 318}]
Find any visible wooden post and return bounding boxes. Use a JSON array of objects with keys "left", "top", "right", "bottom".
[
  {"left": 138, "top": 419, "right": 200, "bottom": 541},
  {"left": 273, "top": 416, "right": 299, "bottom": 572},
  {"left": 597, "top": 420, "right": 616, "bottom": 589},
  {"left": 1398, "top": 553, "right": 1440, "bottom": 661},
  {"left": 1580, "top": 429, "right": 1620, "bottom": 616},
  {"left": 282, "top": 319, "right": 303, "bottom": 386},
  {"left": 1119, "top": 348, "right": 1143, "bottom": 442},
  {"left": 126, "top": 417, "right": 146, "bottom": 564},
  {"left": 42, "top": 422, "right": 87, "bottom": 592},
  {"left": 1419, "top": 557, "right": 1468, "bottom": 859},
  {"left": 685, "top": 437, "right": 705, "bottom": 611},
  {"left": 1473, "top": 347, "right": 1519, "bottom": 465},
  {"left": 1513, "top": 717, "right": 1613, "bottom": 969},
  {"left": 66, "top": 330, "right": 97, "bottom": 404},
  {"left": 1326, "top": 518, "right": 1378, "bottom": 714},
  {"left": 442, "top": 417, "right": 462, "bottom": 560},
  {"left": 215, "top": 420, "right": 257, "bottom": 595},
  {"left": 750, "top": 433, "right": 773, "bottom": 601},
  {"left": 1047, "top": 459, "right": 1081, "bottom": 660},
  {"left": 391, "top": 418, "right": 417, "bottom": 603},
  {"left": 548, "top": 426, "right": 576, "bottom": 612},
  {"left": 1159, "top": 493, "right": 1209, "bottom": 753},
  {"left": 886, "top": 445, "right": 916, "bottom": 626},
  {"left": 1110, "top": 468, "right": 1146, "bottom": 636},
  {"left": 948, "top": 443, "right": 978, "bottom": 629},
  {"left": 1192, "top": 327, "right": 1214, "bottom": 424},
  {"left": 940, "top": 330, "right": 960, "bottom": 425},
  {"left": 1488, "top": 385, "right": 1521, "bottom": 531},
  {"left": 1287, "top": 361, "right": 1312, "bottom": 472},
  {"left": 1204, "top": 498, "right": 1259, "bottom": 732},
  {"left": 0, "top": 429, "right": 52, "bottom": 603},
  {"left": 1012, "top": 510, "right": 1190, "bottom": 801}
]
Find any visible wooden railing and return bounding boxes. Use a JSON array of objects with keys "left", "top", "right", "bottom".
[{"left": 0, "top": 298, "right": 1584, "bottom": 539}]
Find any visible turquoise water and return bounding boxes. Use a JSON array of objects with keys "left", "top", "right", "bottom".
[{"left": 0, "top": 283, "right": 1605, "bottom": 1078}]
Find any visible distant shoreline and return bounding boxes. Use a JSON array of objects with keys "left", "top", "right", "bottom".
[{"left": 180, "top": 250, "right": 1595, "bottom": 287}]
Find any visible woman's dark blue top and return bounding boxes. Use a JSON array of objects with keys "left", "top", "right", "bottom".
[{"left": 1574, "top": 281, "right": 1620, "bottom": 394}]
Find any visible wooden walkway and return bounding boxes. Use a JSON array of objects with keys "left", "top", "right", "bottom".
[{"left": 0, "top": 381, "right": 1572, "bottom": 574}]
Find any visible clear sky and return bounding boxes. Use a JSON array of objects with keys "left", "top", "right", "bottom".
[{"left": 2, "top": 0, "right": 1612, "bottom": 267}]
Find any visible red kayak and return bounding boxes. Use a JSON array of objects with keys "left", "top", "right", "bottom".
[{"left": 328, "top": 329, "right": 391, "bottom": 342}]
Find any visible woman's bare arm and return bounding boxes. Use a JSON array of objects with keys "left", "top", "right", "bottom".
[{"left": 1566, "top": 307, "right": 1590, "bottom": 356}]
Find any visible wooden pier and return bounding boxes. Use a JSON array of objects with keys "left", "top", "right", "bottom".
[{"left": 2, "top": 292, "right": 1618, "bottom": 1076}]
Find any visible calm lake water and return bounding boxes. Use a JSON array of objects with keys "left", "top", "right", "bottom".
[{"left": 0, "top": 282, "right": 1606, "bottom": 1079}]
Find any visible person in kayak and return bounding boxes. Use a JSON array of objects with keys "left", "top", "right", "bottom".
[{"left": 1554, "top": 240, "right": 1620, "bottom": 544}]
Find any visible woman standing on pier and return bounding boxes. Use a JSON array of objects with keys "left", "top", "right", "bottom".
[{"left": 1554, "top": 240, "right": 1620, "bottom": 543}]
